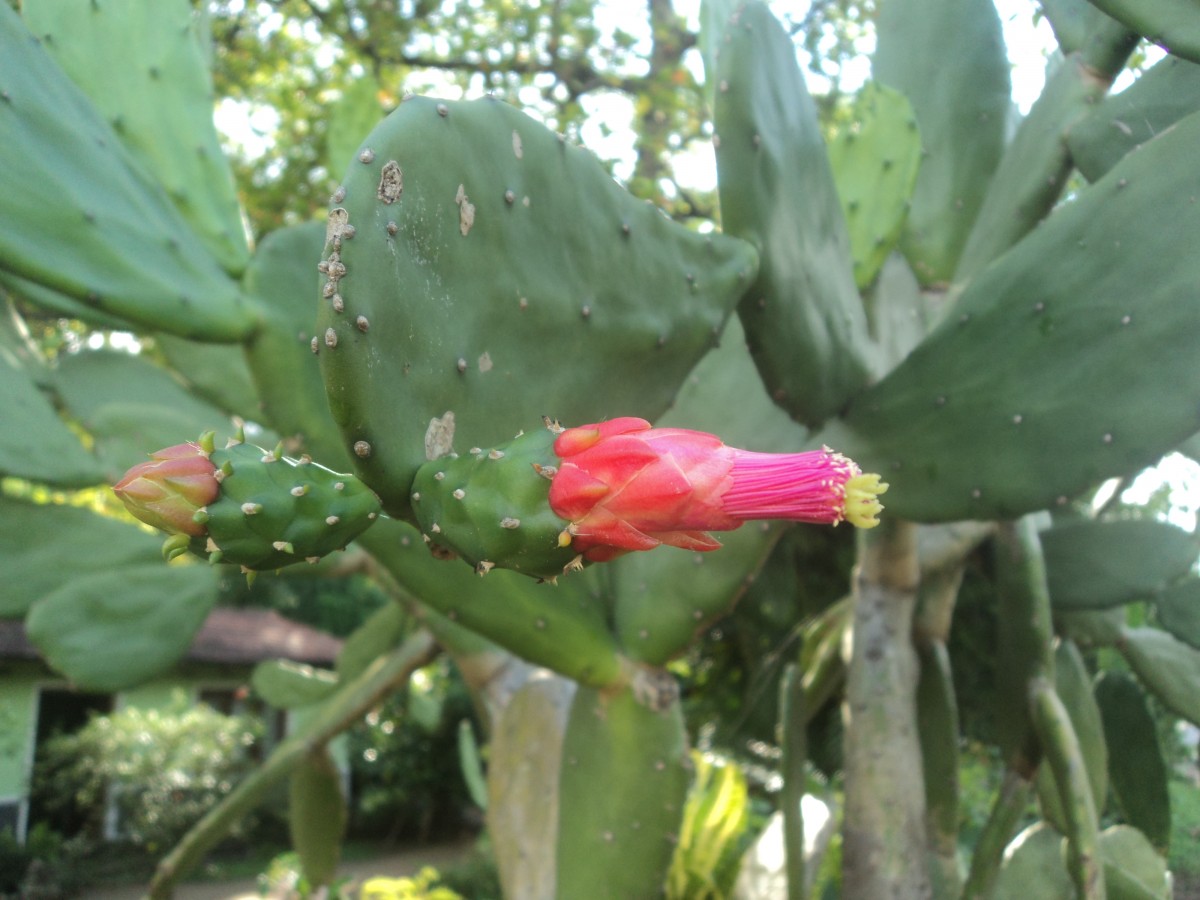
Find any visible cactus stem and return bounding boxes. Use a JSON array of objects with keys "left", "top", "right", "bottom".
[
  {"left": 193, "top": 509, "right": 210, "bottom": 525},
  {"left": 208, "top": 550, "right": 223, "bottom": 565},
  {"left": 198, "top": 431, "right": 216, "bottom": 456}
]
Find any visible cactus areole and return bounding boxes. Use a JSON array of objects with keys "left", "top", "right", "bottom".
[{"left": 412, "top": 417, "right": 887, "bottom": 579}]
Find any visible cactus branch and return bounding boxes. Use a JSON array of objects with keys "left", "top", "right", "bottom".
[{"left": 147, "top": 630, "right": 437, "bottom": 898}]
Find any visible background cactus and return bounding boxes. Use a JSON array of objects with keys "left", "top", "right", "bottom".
[{"left": 1, "top": 1, "right": 1199, "bottom": 898}]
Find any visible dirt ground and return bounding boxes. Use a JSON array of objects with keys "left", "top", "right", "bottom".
[{"left": 88, "top": 839, "right": 475, "bottom": 900}]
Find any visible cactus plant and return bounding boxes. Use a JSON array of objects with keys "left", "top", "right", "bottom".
[{"left": 1, "top": 0, "right": 1199, "bottom": 897}]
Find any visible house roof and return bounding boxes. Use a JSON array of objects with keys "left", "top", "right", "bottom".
[{"left": 0, "top": 606, "right": 342, "bottom": 669}]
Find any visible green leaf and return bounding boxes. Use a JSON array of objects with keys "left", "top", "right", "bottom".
[
  {"left": 1042, "top": 519, "right": 1198, "bottom": 611},
  {"left": 251, "top": 659, "right": 339, "bottom": 710},
  {"left": 25, "top": 563, "right": 219, "bottom": 691},
  {"left": 0, "top": 496, "right": 161, "bottom": 618},
  {"left": 1118, "top": 625, "right": 1200, "bottom": 725}
]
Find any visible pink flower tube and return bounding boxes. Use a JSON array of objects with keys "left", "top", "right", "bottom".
[{"left": 549, "top": 417, "right": 887, "bottom": 562}]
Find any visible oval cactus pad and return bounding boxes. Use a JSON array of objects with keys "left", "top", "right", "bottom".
[{"left": 316, "top": 96, "right": 758, "bottom": 519}]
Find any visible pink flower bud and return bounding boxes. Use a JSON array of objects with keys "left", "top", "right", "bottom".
[
  {"left": 112, "top": 442, "right": 219, "bottom": 537},
  {"left": 549, "top": 417, "right": 887, "bottom": 562}
]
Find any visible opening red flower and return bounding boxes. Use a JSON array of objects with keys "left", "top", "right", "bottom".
[{"left": 548, "top": 417, "right": 886, "bottom": 562}]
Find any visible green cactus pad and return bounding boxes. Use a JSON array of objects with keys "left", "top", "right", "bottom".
[
  {"left": 1042, "top": 519, "right": 1199, "bottom": 611},
  {"left": 192, "top": 436, "right": 382, "bottom": 571},
  {"left": 0, "top": 495, "right": 162, "bottom": 618},
  {"left": 411, "top": 424, "right": 579, "bottom": 580},
  {"left": 0, "top": 5, "right": 256, "bottom": 341},
  {"left": 1117, "top": 626, "right": 1200, "bottom": 725},
  {"left": 242, "top": 221, "right": 351, "bottom": 468},
  {"left": 1084, "top": 0, "right": 1200, "bottom": 64},
  {"left": 1094, "top": 672, "right": 1170, "bottom": 850},
  {"left": 358, "top": 518, "right": 623, "bottom": 687},
  {"left": 22, "top": 0, "right": 250, "bottom": 275},
  {"left": 0, "top": 334, "right": 104, "bottom": 489},
  {"left": 711, "top": 1, "right": 873, "bottom": 427},
  {"left": 556, "top": 683, "right": 689, "bottom": 899},
  {"left": 1068, "top": 55, "right": 1200, "bottom": 181},
  {"left": 1034, "top": 640, "right": 1108, "bottom": 831},
  {"left": 828, "top": 110, "right": 1200, "bottom": 522},
  {"left": 25, "top": 563, "right": 220, "bottom": 692},
  {"left": 315, "top": 95, "right": 757, "bottom": 519},
  {"left": 954, "top": 52, "right": 1125, "bottom": 283},
  {"left": 872, "top": 0, "right": 1010, "bottom": 285},
  {"left": 827, "top": 82, "right": 922, "bottom": 291}
]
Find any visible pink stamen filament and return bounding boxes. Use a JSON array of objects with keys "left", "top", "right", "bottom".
[{"left": 720, "top": 448, "right": 857, "bottom": 524}]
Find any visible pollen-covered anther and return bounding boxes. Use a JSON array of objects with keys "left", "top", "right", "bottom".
[{"left": 241, "top": 502, "right": 262, "bottom": 516}]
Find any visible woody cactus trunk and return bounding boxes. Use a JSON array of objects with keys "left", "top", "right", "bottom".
[{"left": 2, "top": 0, "right": 1200, "bottom": 897}]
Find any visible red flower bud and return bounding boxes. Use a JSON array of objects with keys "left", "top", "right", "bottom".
[
  {"left": 112, "top": 442, "right": 219, "bottom": 537},
  {"left": 549, "top": 417, "right": 886, "bottom": 562}
]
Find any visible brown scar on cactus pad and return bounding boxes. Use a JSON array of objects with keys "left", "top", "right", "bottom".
[{"left": 377, "top": 160, "right": 402, "bottom": 203}]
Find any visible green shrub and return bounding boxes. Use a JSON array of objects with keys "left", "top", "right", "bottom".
[{"left": 31, "top": 699, "right": 261, "bottom": 853}]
